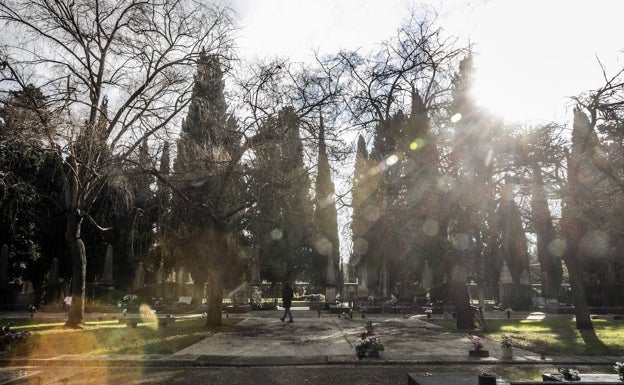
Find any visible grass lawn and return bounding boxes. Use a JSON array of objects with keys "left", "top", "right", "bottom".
[
  {"left": 428, "top": 318, "right": 624, "bottom": 356},
  {"left": 2, "top": 316, "right": 241, "bottom": 355}
]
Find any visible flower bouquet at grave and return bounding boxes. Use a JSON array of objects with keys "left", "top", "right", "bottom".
[
  {"left": 467, "top": 334, "right": 489, "bottom": 357},
  {"left": 500, "top": 335, "right": 513, "bottom": 359},
  {"left": 558, "top": 368, "right": 580, "bottom": 381},
  {"left": 354, "top": 320, "right": 384, "bottom": 359},
  {"left": 613, "top": 361, "right": 624, "bottom": 381},
  {"left": 0, "top": 322, "right": 31, "bottom": 354}
]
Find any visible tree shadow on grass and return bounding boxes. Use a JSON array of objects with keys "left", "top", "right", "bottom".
[{"left": 579, "top": 328, "right": 611, "bottom": 355}]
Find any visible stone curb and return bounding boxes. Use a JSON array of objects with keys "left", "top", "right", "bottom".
[{"left": 0, "top": 354, "right": 619, "bottom": 367}]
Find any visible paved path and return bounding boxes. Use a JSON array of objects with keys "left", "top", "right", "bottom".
[{"left": 1, "top": 309, "right": 618, "bottom": 367}]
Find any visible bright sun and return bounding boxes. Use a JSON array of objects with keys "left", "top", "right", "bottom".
[{"left": 462, "top": 0, "right": 624, "bottom": 124}]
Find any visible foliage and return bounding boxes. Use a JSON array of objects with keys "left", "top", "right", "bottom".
[
  {"left": 247, "top": 107, "right": 315, "bottom": 284},
  {"left": 0, "top": 0, "right": 237, "bottom": 327},
  {"left": 311, "top": 119, "right": 340, "bottom": 287}
]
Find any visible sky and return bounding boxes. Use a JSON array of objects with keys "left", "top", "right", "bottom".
[
  {"left": 227, "top": 0, "right": 624, "bottom": 263},
  {"left": 230, "top": 0, "right": 624, "bottom": 125}
]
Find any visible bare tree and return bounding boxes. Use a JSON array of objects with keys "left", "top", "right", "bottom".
[{"left": 0, "top": 0, "right": 235, "bottom": 327}]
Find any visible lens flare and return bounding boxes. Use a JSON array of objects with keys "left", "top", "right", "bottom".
[
  {"left": 386, "top": 154, "right": 399, "bottom": 166},
  {"left": 270, "top": 228, "right": 283, "bottom": 240},
  {"left": 352, "top": 238, "right": 369, "bottom": 255},
  {"left": 452, "top": 233, "right": 471, "bottom": 250},
  {"left": 314, "top": 237, "right": 332, "bottom": 256},
  {"left": 423, "top": 219, "right": 439, "bottom": 237},
  {"left": 319, "top": 193, "right": 335, "bottom": 208},
  {"left": 410, "top": 138, "right": 425, "bottom": 150},
  {"left": 547, "top": 238, "right": 566, "bottom": 257},
  {"left": 365, "top": 206, "right": 381, "bottom": 222},
  {"left": 580, "top": 230, "right": 609, "bottom": 258}
]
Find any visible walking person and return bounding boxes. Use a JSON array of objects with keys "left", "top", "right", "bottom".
[{"left": 280, "top": 281, "right": 294, "bottom": 323}]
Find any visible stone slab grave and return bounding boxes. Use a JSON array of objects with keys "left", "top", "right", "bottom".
[
  {"left": 0, "top": 369, "right": 42, "bottom": 385},
  {"left": 119, "top": 312, "right": 176, "bottom": 328},
  {"left": 536, "top": 373, "right": 622, "bottom": 383},
  {"left": 408, "top": 372, "right": 508, "bottom": 385}
]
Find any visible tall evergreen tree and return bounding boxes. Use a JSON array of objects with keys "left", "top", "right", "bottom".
[
  {"left": 446, "top": 53, "right": 495, "bottom": 329},
  {"left": 560, "top": 108, "right": 596, "bottom": 330},
  {"left": 530, "top": 154, "right": 562, "bottom": 298},
  {"left": 248, "top": 107, "right": 314, "bottom": 283},
  {"left": 349, "top": 135, "right": 377, "bottom": 296},
  {"left": 313, "top": 115, "right": 341, "bottom": 292},
  {"left": 0, "top": 85, "right": 58, "bottom": 298},
  {"left": 169, "top": 53, "right": 248, "bottom": 326},
  {"left": 365, "top": 112, "right": 405, "bottom": 298},
  {"left": 397, "top": 89, "right": 444, "bottom": 300},
  {"left": 498, "top": 182, "right": 530, "bottom": 283}
]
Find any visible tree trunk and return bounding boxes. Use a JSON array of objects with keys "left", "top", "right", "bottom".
[
  {"left": 450, "top": 280, "right": 474, "bottom": 330},
  {"left": 562, "top": 242, "right": 593, "bottom": 330},
  {"left": 204, "top": 270, "right": 223, "bottom": 327},
  {"left": 531, "top": 162, "right": 562, "bottom": 298},
  {"left": 65, "top": 213, "right": 86, "bottom": 328},
  {"left": 560, "top": 108, "right": 595, "bottom": 331}
]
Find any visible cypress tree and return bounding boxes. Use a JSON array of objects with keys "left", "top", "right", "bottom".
[
  {"left": 169, "top": 53, "right": 246, "bottom": 326},
  {"left": 313, "top": 114, "right": 341, "bottom": 293},
  {"left": 249, "top": 107, "right": 314, "bottom": 283}
]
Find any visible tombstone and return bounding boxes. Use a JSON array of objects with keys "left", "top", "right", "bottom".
[
  {"left": 380, "top": 263, "right": 388, "bottom": 299},
  {"left": 499, "top": 262, "right": 533, "bottom": 310},
  {"left": 177, "top": 267, "right": 186, "bottom": 296},
  {"left": 16, "top": 280, "right": 34, "bottom": 307},
  {"left": 98, "top": 244, "right": 115, "bottom": 286},
  {"left": 177, "top": 267, "right": 186, "bottom": 283},
  {"left": 155, "top": 261, "right": 164, "bottom": 285},
  {"left": 45, "top": 258, "right": 60, "bottom": 304},
  {"left": 167, "top": 269, "right": 176, "bottom": 283},
  {"left": 250, "top": 255, "right": 261, "bottom": 286},
  {"left": 499, "top": 262, "right": 513, "bottom": 284},
  {"left": 326, "top": 252, "right": 336, "bottom": 285},
  {"left": 325, "top": 252, "right": 337, "bottom": 301},
  {"left": 133, "top": 262, "right": 145, "bottom": 292},
  {"left": 421, "top": 260, "right": 433, "bottom": 292},
  {"left": 47, "top": 258, "right": 59, "bottom": 286},
  {"left": 21, "top": 280, "right": 34, "bottom": 294},
  {"left": 356, "top": 262, "right": 369, "bottom": 298}
]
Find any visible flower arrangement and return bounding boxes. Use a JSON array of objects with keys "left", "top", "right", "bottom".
[
  {"left": 468, "top": 335, "right": 484, "bottom": 351},
  {"left": 501, "top": 335, "right": 512, "bottom": 349},
  {"left": 0, "top": 322, "right": 31, "bottom": 353},
  {"left": 558, "top": 368, "right": 580, "bottom": 381},
  {"left": 354, "top": 320, "right": 384, "bottom": 359},
  {"left": 614, "top": 362, "right": 624, "bottom": 380}
]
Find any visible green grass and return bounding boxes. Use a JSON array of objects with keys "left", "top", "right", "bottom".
[
  {"left": 3, "top": 317, "right": 241, "bottom": 355},
  {"left": 428, "top": 318, "right": 624, "bottom": 356}
]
